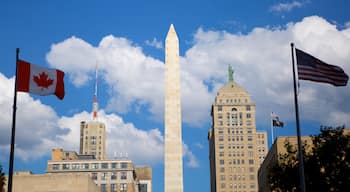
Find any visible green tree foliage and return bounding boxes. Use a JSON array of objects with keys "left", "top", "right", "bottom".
[{"left": 268, "top": 126, "right": 350, "bottom": 192}]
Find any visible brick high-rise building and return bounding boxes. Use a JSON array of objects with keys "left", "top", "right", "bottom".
[{"left": 208, "top": 66, "right": 267, "bottom": 192}]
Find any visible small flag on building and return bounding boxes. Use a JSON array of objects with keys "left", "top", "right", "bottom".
[
  {"left": 271, "top": 112, "right": 284, "bottom": 127},
  {"left": 296, "top": 48, "right": 348, "bottom": 86},
  {"left": 17, "top": 59, "right": 65, "bottom": 99}
]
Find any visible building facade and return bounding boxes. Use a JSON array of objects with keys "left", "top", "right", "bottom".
[
  {"left": 80, "top": 120, "right": 106, "bottom": 160},
  {"left": 164, "top": 24, "right": 184, "bottom": 192},
  {"left": 47, "top": 148, "right": 152, "bottom": 192},
  {"left": 208, "top": 66, "right": 267, "bottom": 192},
  {"left": 4, "top": 171, "right": 100, "bottom": 192},
  {"left": 258, "top": 136, "right": 314, "bottom": 192}
]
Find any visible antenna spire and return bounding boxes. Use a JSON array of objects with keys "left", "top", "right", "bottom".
[{"left": 93, "top": 63, "right": 98, "bottom": 120}]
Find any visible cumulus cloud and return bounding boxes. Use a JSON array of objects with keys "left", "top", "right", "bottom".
[
  {"left": 270, "top": 1, "right": 304, "bottom": 13},
  {"left": 46, "top": 15, "right": 350, "bottom": 130},
  {"left": 145, "top": 37, "right": 163, "bottom": 49},
  {"left": 0, "top": 73, "right": 198, "bottom": 167},
  {"left": 0, "top": 73, "right": 68, "bottom": 160}
]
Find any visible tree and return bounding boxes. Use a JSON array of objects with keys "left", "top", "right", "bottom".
[
  {"left": 0, "top": 164, "right": 5, "bottom": 192},
  {"left": 268, "top": 126, "right": 350, "bottom": 192}
]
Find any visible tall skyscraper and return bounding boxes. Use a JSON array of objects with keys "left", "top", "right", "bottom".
[
  {"left": 164, "top": 24, "right": 184, "bottom": 192},
  {"left": 208, "top": 66, "right": 267, "bottom": 192},
  {"left": 79, "top": 65, "right": 106, "bottom": 160}
]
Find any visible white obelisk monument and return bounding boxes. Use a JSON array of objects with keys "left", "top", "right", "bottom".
[{"left": 164, "top": 24, "right": 183, "bottom": 192}]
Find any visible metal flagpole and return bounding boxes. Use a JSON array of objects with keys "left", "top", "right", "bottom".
[
  {"left": 8, "top": 48, "right": 20, "bottom": 192},
  {"left": 270, "top": 112, "right": 274, "bottom": 144},
  {"left": 291, "top": 43, "right": 306, "bottom": 192}
]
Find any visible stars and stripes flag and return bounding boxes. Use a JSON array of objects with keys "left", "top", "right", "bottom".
[{"left": 296, "top": 48, "right": 348, "bottom": 86}]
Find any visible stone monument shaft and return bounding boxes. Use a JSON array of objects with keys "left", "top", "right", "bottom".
[{"left": 164, "top": 24, "right": 183, "bottom": 192}]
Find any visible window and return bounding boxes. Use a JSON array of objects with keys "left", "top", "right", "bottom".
[
  {"left": 220, "top": 175, "right": 225, "bottom": 180},
  {"left": 218, "top": 105, "right": 222, "bottom": 111},
  {"left": 111, "top": 184, "right": 117, "bottom": 192},
  {"left": 250, "top": 174, "right": 255, "bottom": 180},
  {"left": 219, "top": 136, "right": 224, "bottom": 142},
  {"left": 92, "top": 163, "right": 98, "bottom": 169},
  {"left": 111, "top": 172, "right": 117, "bottom": 180},
  {"left": 52, "top": 164, "right": 60, "bottom": 170},
  {"left": 249, "top": 167, "right": 255, "bottom": 172},
  {"left": 82, "top": 163, "right": 89, "bottom": 169},
  {"left": 101, "top": 163, "right": 108, "bottom": 169},
  {"left": 219, "top": 152, "right": 224, "bottom": 157},
  {"left": 246, "top": 113, "right": 251, "bottom": 119},
  {"left": 219, "top": 159, "right": 224, "bottom": 165},
  {"left": 249, "top": 159, "right": 254, "bottom": 165},
  {"left": 220, "top": 167, "right": 225, "bottom": 173},
  {"left": 91, "top": 172, "right": 97, "bottom": 180},
  {"left": 72, "top": 163, "right": 79, "bottom": 170},
  {"left": 101, "top": 172, "right": 108, "bottom": 180},
  {"left": 218, "top": 128, "right": 223, "bottom": 134},
  {"left": 111, "top": 162, "right": 118, "bottom": 168},
  {"left": 218, "top": 114, "right": 223, "bottom": 119},
  {"left": 247, "top": 128, "right": 252, "bottom": 134},
  {"left": 121, "top": 162, "right": 128, "bottom": 168},
  {"left": 101, "top": 184, "right": 106, "bottom": 192},
  {"left": 62, "top": 164, "right": 70, "bottom": 170},
  {"left": 246, "top": 105, "right": 251, "bottom": 111},
  {"left": 248, "top": 136, "right": 253, "bottom": 141},
  {"left": 121, "top": 171, "right": 127, "bottom": 180},
  {"left": 221, "top": 183, "right": 226, "bottom": 189},
  {"left": 139, "top": 183, "right": 148, "bottom": 192},
  {"left": 120, "top": 183, "right": 127, "bottom": 192}
]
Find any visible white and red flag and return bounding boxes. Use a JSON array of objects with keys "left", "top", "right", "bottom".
[{"left": 16, "top": 59, "right": 65, "bottom": 100}]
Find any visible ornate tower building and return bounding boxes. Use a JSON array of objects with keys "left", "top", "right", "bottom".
[
  {"left": 79, "top": 65, "right": 106, "bottom": 160},
  {"left": 164, "top": 24, "right": 184, "bottom": 192},
  {"left": 208, "top": 66, "right": 267, "bottom": 192}
]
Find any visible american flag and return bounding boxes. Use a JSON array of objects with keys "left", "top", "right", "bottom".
[{"left": 296, "top": 48, "right": 348, "bottom": 86}]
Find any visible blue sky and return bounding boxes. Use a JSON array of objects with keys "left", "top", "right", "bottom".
[{"left": 1, "top": 0, "right": 350, "bottom": 191}]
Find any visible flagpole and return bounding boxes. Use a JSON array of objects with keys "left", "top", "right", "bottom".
[
  {"left": 8, "top": 48, "right": 20, "bottom": 192},
  {"left": 270, "top": 113, "right": 274, "bottom": 144},
  {"left": 291, "top": 43, "right": 306, "bottom": 192}
]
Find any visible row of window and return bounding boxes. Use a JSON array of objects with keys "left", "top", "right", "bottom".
[
  {"left": 51, "top": 162, "right": 129, "bottom": 170},
  {"left": 216, "top": 97, "right": 251, "bottom": 105},
  {"left": 220, "top": 174, "right": 256, "bottom": 181},
  {"left": 219, "top": 166, "right": 255, "bottom": 173},
  {"left": 220, "top": 182, "right": 256, "bottom": 190},
  {"left": 218, "top": 135, "right": 255, "bottom": 142},
  {"left": 100, "top": 183, "right": 127, "bottom": 192},
  {"left": 219, "top": 144, "right": 254, "bottom": 150},
  {"left": 219, "top": 151, "right": 255, "bottom": 158},
  {"left": 217, "top": 127, "right": 254, "bottom": 134},
  {"left": 220, "top": 159, "right": 255, "bottom": 165},
  {"left": 91, "top": 171, "right": 128, "bottom": 180}
]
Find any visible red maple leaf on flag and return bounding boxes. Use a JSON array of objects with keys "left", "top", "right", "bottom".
[{"left": 33, "top": 72, "right": 54, "bottom": 88}]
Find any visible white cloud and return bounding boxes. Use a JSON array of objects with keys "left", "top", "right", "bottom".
[
  {"left": 195, "top": 142, "right": 204, "bottom": 149},
  {"left": 270, "top": 1, "right": 304, "bottom": 13},
  {"left": 0, "top": 73, "right": 198, "bottom": 167},
  {"left": 183, "top": 144, "right": 199, "bottom": 168},
  {"left": 145, "top": 37, "right": 163, "bottom": 49},
  {"left": 46, "top": 15, "right": 350, "bottom": 130},
  {"left": 0, "top": 73, "right": 67, "bottom": 160}
]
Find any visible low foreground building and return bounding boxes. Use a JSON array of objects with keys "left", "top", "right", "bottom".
[{"left": 4, "top": 171, "right": 100, "bottom": 192}]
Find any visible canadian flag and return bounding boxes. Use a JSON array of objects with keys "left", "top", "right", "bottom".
[{"left": 16, "top": 60, "right": 65, "bottom": 100}]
